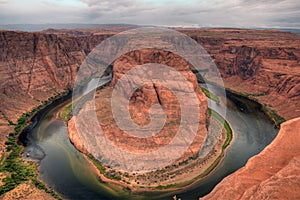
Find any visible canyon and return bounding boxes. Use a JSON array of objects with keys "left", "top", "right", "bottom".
[
  {"left": 0, "top": 27, "right": 299, "bottom": 199},
  {"left": 69, "top": 49, "right": 209, "bottom": 160},
  {"left": 67, "top": 48, "right": 230, "bottom": 188},
  {"left": 201, "top": 116, "right": 300, "bottom": 200}
]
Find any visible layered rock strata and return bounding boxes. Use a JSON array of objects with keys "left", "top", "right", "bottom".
[
  {"left": 68, "top": 49, "right": 208, "bottom": 168},
  {"left": 0, "top": 28, "right": 299, "bottom": 198},
  {"left": 201, "top": 117, "right": 300, "bottom": 200}
]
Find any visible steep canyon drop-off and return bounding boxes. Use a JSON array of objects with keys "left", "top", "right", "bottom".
[{"left": 0, "top": 28, "right": 299, "bottom": 199}]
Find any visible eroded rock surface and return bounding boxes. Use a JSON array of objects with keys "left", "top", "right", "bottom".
[
  {"left": 0, "top": 31, "right": 108, "bottom": 152},
  {"left": 0, "top": 182, "right": 55, "bottom": 200},
  {"left": 68, "top": 49, "right": 208, "bottom": 170},
  {"left": 186, "top": 29, "right": 300, "bottom": 120},
  {"left": 0, "top": 28, "right": 299, "bottom": 198},
  {"left": 201, "top": 117, "right": 300, "bottom": 200}
]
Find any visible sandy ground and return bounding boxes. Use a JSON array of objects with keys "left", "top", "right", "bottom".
[{"left": 0, "top": 181, "right": 55, "bottom": 200}]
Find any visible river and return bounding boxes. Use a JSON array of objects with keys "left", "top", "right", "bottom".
[{"left": 19, "top": 83, "right": 278, "bottom": 200}]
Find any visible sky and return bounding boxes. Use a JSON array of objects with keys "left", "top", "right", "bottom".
[{"left": 0, "top": 0, "right": 299, "bottom": 28}]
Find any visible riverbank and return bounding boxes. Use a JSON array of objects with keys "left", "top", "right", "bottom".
[
  {"left": 10, "top": 81, "right": 281, "bottom": 199},
  {"left": 61, "top": 83, "right": 234, "bottom": 193},
  {"left": 201, "top": 117, "right": 300, "bottom": 200},
  {"left": 68, "top": 112, "right": 233, "bottom": 193},
  {"left": 0, "top": 90, "right": 72, "bottom": 198},
  {"left": 224, "top": 88, "right": 286, "bottom": 128},
  {"left": 59, "top": 81, "right": 281, "bottom": 194},
  {"left": 201, "top": 80, "right": 286, "bottom": 128}
]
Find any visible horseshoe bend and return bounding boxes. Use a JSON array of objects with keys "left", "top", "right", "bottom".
[
  {"left": 0, "top": 27, "right": 299, "bottom": 199},
  {"left": 68, "top": 48, "right": 230, "bottom": 188}
]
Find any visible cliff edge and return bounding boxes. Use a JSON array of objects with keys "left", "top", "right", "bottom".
[{"left": 201, "top": 117, "right": 300, "bottom": 199}]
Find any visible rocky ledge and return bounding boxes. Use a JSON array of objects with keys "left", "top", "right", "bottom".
[{"left": 201, "top": 117, "right": 300, "bottom": 200}]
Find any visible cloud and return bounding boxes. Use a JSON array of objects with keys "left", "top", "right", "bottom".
[
  {"left": 0, "top": 0, "right": 299, "bottom": 28},
  {"left": 81, "top": 0, "right": 135, "bottom": 8}
]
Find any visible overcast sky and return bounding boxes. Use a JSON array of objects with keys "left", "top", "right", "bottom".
[{"left": 0, "top": 0, "right": 299, "bottom": 28}]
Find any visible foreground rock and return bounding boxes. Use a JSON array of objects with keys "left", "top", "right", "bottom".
[
  {"left": 201, "top": 117, "right": 300, "bottom": 200},
  {"left": 0, "top": 182, "right": 55, "bottom": 200}
]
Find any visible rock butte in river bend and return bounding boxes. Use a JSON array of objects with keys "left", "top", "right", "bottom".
[
  {"left": 0, "top": 27, "right": 299, "bottom": 198},
  {"left": 68, "top": 49, "right": 208, "bottom": 165}
]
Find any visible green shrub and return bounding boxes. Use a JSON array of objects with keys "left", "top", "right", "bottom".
[
  {"left": 0, "top": 90, "right": 70, "bottom": 198},
  {"left": 201, "top": 87, "right": 220, "bottom": 103}
]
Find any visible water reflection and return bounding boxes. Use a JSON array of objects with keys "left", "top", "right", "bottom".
[{"left": 21, "top": 84, "right": 278, "bottom": 200}]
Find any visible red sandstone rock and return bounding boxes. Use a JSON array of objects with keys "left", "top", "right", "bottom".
[
  {"left": 185, "top": 28, "right": 300, "bottom": 120},
  {"left": 0, "top": 30, "right": 107, "bottom": 152},
  {"left": 201, "top": 117, "right": 300, "bottom": 200},
  {"left": 68, "top": 49, "right": 208, "bottom": 166},
  {"left": 0, "top": 28, "right": 299, "bottom": 198}
]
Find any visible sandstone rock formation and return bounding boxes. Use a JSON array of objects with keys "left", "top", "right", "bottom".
[
  {"left": 0, "top": 31, "right": 108, "bottom": 152},
  {"left": 185, "top": 29, "right": 300, "bottom": 120},
  {"left": 47, "top": 27, "right": 300, "bottom": 120},
  {"left": 1, "top": 28, "right": 299, "bottom": 150},
  {"left": 201, "top": 117, "right": 300, "bottom": 200},
  {"left": 111, "top": 49, "right": 208, "bottom": 157},
  {"left": 0, "top": 28, "right": 299, "bottom": 198},
  {"left": 0, "top": 182, "right": 55, "bottom": 200},
  {"left": 68, "top": 49, "right": 208, "bottom": 168}
]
